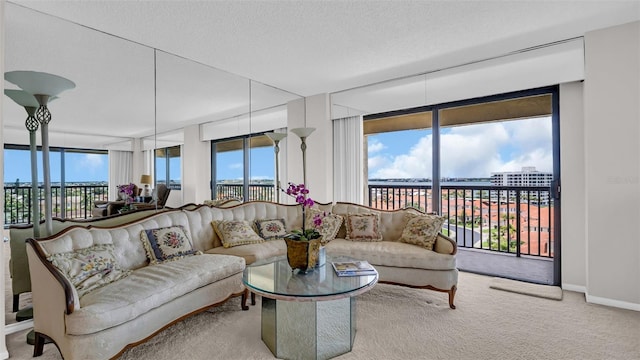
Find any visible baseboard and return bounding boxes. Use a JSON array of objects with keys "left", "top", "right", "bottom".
[
  {"left": 561, "top": 283, "right": 586, "bottom": 293},
  {"left": 5, "top": 319, "right": 33, "bottom": 335},
  {"left": 586, "top": 294, "right": 640, "bottom": 312}
]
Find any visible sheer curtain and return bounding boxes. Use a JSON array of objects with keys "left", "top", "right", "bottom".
[
  {"left": 108, "top": 150, "right": 133, "bottom": 199},
  {"left": 333, "top": 115, "right": 364, "bottom": 204}
]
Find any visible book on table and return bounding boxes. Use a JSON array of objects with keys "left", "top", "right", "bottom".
[{"left": 331, "top": 260, "right": 377, "bottom": 277}]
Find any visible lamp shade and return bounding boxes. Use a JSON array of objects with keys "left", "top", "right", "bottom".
[
  {"left": 140, "top": 174, "right": 152, "bottom": 185},
  {"left": 265, "top": 132, "right": 287, "bottom": 143},
  {"left": 290, "top": 127, "right": 316, "bottom": 138},
  {"left": 5, "top": 71, "right": 75, "bottom": 97},
  {"left": 4, "top": 89, "right": 39, "bottom": 107}
]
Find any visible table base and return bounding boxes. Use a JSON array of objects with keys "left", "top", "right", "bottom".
[{"left": 261, "top": 296, "right": 356, "bottom": 360}]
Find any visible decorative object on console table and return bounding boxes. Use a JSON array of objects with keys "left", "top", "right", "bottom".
[
  {"left": 117, "top": 183, "right": 136, "bottom": 213},
  {"left": 283, "top": 182, "right": 326, "bottom": 272},
  {"left": 140, "top": 174, "right": 152, "bottom": 196}
]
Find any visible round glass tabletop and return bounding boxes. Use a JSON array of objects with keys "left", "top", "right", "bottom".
[{"left": 243, "top": 256, "right": 378, "bottom": 301}]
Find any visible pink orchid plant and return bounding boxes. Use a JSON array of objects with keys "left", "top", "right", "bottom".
[
  {"left": 117, "top": 183, "right": 136, "bottom": 211},
  {"left": 284, "top": 182, "right": 324, "bottom": 241}
]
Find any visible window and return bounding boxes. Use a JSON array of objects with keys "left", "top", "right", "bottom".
[
  {"left": 211, "top": 134, "right": 275, "bottom": 202},
  {"left": 3, "top": 145, "right": 108, "bottom": 223},
  {"left": 155, "top": 146, "right": 181, "bottom": 190}
]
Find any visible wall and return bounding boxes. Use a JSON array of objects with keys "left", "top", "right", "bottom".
[
  {"left": 584, "top": 21, "right": 640, "bottom": 310},
  {"left": 560, "top": 81, "right": 586, "bottom": 292},
  {"left": 182, "top": 125, "right": 211, "bottom": 204},
  {"left": 0, "top": 1, "right": 7, "bottom": 357},
  {"left": 286, "top": 94, "right": 333, "bottom": 204}
]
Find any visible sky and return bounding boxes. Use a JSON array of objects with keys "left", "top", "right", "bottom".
[
  {"left": 3, "top": 150, "right": 179, "bottom": 184},
  {"left": 368, "top": 117, "right": 553, "bottom": 179},
  {"left": 4, "top": 116, "right": 553, "bottom": 184}
]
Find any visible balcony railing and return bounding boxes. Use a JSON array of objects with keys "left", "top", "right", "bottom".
[
  {"left": 215, "top": 183, "right": 275, "bottom": 202},
  {"left": 4, "top": 184, "right": 109, "bottom": 226},
  {"left": 369, "top": 183, "right": 554, "bottom": 258}
]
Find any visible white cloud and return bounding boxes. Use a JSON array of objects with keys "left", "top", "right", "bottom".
[
  {"left": 368, "top": 139, "right": 386, "bottom": 153},
  {"left": 369, "top": 117, "right": 553, "bottom": 179},
  {"left": 78, "top": 154, "right": 104, "bottom": 172},
  {"left": 368, "top": 155, "right": 390, "bottom": 170},
  {"left": 229, "top": 163, "right": 243, "bottom": 170}
]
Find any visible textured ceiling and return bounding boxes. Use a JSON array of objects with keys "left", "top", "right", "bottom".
[
  {"left": 4, "top": 1, "right": 640, "bottom": 148},
  {"left": 13, "top": 0, "right": 639, "bottom": 95}
]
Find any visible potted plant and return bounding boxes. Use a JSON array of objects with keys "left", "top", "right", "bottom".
[
  {"left": 117, "top": 183, "right": 136, "bottom": 213},
  {"left": 283, "top": 183, "right": 324, "bottom": 273}
]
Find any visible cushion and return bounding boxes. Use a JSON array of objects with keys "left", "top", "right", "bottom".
[
  {"left": 305, "top": 208, "right": 344, "bottom": 244},
  {"left": 345, "top": 213, "right": 383, "bottom": 242},
  {"left": 47, "top": 244, "right": 131, "bottom": 299},
  {"left": 398, "top": 214, "right": 446, "bottom": 250},
  {"left": 254, "top": 218, "right": 287, "bottom": 240},
  {"left": 140, "top": 225, "right": 199, "bottom": 265},
  {"left": 212, "top": 220, "right": 265, "bottom": 248}
]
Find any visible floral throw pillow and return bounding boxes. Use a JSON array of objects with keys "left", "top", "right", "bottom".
[
  {"left": 398, "top": 214, "right": 445, "bottom": 250},
  {"left": 140, "top": 225, "right": 199, "bottom": 265},
  {"left": 47, "top": 244, "right": 131, "bottom": 299},
  {"left": 305, "top": 208, "right": 344, "bottom": 245},
  {"left": 345, "top": 213, "right": 383, "bottom": 242},
  {"left": 212, "top": 220, "right": 265, "bottom": 248},
  {"left": 255, "top": 219, "right": 287, "bottom": 240}
]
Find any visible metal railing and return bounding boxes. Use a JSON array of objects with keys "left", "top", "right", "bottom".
[
  {"left": 369, "top": 183, "right": 554, "bottom": 258},
  {"left": 4, "top": 184, "right": 109, "bottom": 226},
  {"left": 215, "top": 183, "right": 275, "bottom": 202}
]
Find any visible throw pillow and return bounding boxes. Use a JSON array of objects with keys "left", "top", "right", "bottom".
[
  {"left": 212, "top": 220, "right": 265, "bottom": 248},
  {"left": 47, "top": 244, "right": 131, "bottom": 299},
  {"left": 345, "top": 213, "right": 383, "bottom": 242},
  {"left": 305, "top": 208, "right": 344, "bottom": 244},
  {"left": 140, "top": 225, "right": 199, "bottom": 265},
  {"left": 254, "top": 218, "right": 287, "bottom": 240},
  {"left": 398, "top": 214, "right": 445, "bottom": 250}
]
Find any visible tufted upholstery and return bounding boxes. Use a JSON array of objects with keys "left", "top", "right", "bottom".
[{"left": 332, "top": 202, "right": 423, "bottom": 242}]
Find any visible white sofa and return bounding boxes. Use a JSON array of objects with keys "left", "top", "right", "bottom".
[
  {"left": 204, "top": 202, "right": 458, "bottom": 308},
  {"left": 26, "top": 201, "right": 457, "bottom": 359}
]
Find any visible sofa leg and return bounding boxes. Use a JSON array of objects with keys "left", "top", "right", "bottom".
[
  {"left": 33, "top": 332, "right": 45, "bottom": 357},
  {"left": 448, "top": 285, "right": 457, "bottom": 309},
  {"left": 240, "top": 289, "right": 249, "bottom": 311},
  {"left": 13, "top": 294, "right": 19, "bottom": 313},
  {"left": 251, "top": 292, "right": 256, "bottom": 306}
]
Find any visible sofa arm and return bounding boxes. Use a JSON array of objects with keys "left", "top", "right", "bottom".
[
  {"left": 26, "top": 239, "right": 78, "bottom": 315},
  {"left": 434, "top": 233, "right": 457, "bottom": 255}
]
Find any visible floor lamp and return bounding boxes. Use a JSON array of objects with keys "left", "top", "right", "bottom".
[
  {"left": 4, "top": 90, "right": 41, "bottom": 238},
  {"left": 5, "top": 71, "right": 75, "bottom": 236},
  {"left": 290, "top": 127, "right": 315, "bottom": 186},
  {"left": 265, "top": 132, "right": 287, "bottom": 203}
]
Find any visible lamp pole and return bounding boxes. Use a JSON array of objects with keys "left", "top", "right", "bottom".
[
  {"left": 5, "top": 71, "right": 76, "bottom": 236},
  {"left": 4, "top": 90, "right": 41, "bottom": 238},
  {"left": 35, "top": 95, "right": 53, "bottom": 235},
  {"left": 25, "top": 107, "right": 40, "bottom": 238},
  {"left": 290, "top": 128, "right": 315, "bottom": 186},
  {"left": 265, "top": 132, "right": 287, "bottom": 203}
]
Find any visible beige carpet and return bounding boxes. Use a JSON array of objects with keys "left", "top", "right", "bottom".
[
  {"left": 490, "top": 277, "right": 563, "bottom": 300},
  {"left": 6, "top": 271, "right": 640, "bottom": 360}
]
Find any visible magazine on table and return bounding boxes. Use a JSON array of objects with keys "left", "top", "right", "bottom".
[{"left": 331, "top": 260, "right": 377, "bottom": 277}]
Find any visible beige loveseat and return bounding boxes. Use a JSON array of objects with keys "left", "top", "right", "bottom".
[{"left": 26, "top": 201, "right": 457, "bottom": 359}]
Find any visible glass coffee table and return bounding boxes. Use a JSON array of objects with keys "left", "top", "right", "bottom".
[{"left": 243, "top": 256, "right": 378, "bottom": 360}]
